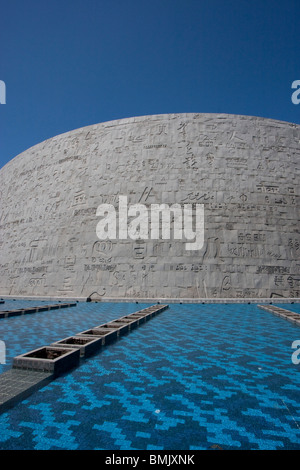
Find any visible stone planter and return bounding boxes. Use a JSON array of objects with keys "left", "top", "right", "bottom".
[
  {"left": 13, "top": 346, "right": 80, "bottom": 376},
  {"left": 122, "top": 315, "right": 145, "bottom": 325},
  {"left": 118, "top": 316, "right": 139, "bottom": 329},
  {"left": 76, "top": 328, "right": 118, "bottom": 344},
  {"left": 51, "top": 335, "right": 103, "bottom": 357},
  {"left": 105, "top": 320, "right": 131, "bottom": 334},
  {"left": 126, "top": 314, "right": 147, "bottom": 323}
]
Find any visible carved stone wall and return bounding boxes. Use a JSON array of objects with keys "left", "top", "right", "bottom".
[{"left": 0, "top": 113, "right": 299, "bottom": 299}]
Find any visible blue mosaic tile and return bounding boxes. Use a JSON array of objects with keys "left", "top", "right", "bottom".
[
  {"left": 0, "top": 301, "right": 142, "bottom": 373},
  {"left": 0, "top": 302, "right": 299, "bottom": 450}
]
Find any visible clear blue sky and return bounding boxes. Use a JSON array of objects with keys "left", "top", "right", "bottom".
[{"left": 0, "top": 0, "right": 299, "bottom": 169}]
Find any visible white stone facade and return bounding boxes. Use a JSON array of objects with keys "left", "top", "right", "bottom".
[{"left": 0, "top": 113, "right": 299, "bottom": 300}]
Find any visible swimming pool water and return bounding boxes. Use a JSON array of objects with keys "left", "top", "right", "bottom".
[{"left": 0, "top": 301, "right": 299, "bottom": 450}]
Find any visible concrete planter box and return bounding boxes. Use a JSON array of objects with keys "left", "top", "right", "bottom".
[
  {"left": 105, "top": 320, "right": 131, "bottom": 334},
  {"left": 127, "top": 314, "right": 147, "bottom": 323},
  {"left": 4, "top": 310, "right": 20, "bottom": 316},
  {"left": 285, "top": 314, "right": 300, "bottom": 323},
  {"left": 121, "top": 315, "right": 145, "bottom": 325},
  {"left": 116, "top": 317, "right": 136, "bottom": 323},
  {"left": 94, "top": 322, "right": 129, "bottom": 335},
  {"left": 278, "top": 312, "right": 298, "bottom": 319},
  {"left": 119, "top": 316, "right": 139, "bottom": 328},
  {"left": 76, "top": 328, "right": 118, "bottom": 344},
  {"left": 130, "top": 312, "right": 149, "bottom": 316},
  {"left": 94, "top": 322, "right": 120, "bottom": 329},
  {"left": 0, "top": 309, "right": 22, "bottom": 317},
  {"left": 141, "top": 308, "right": 156, "bottom": 314},
  {"left": 21, "top": 308, "right": 40, "bottom": 314},
  {"left": 118, "top": 317, "right": 140, "bottom": 328},
  {"left": 13, "top": 346, "right": 80, "bottom": 376},
  {"left": 137, "top": 311, "right": 154, "bottom": 319},
  {"left": 51, "top": 335, "right": 103, "bottom": 357}
]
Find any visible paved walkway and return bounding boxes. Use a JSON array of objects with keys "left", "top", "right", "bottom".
[{"left": 0, "top": 368, "right": 53, "bottom": 413}]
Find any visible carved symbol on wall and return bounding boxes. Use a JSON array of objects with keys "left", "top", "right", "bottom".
[
  {"left": 178, "top": 122, "right": 187, "bottom": 133},
  {"left": 139, "top": 186, "right": 155, "bottom": 203},
  {"left": 203, "top": 237, "right": 221, "bottom": 261},
  {"left": 257, "top": 183, "right": 279, "bottom": 194},
  {"left": 113, "top": 271, "right": 126, "bottom": 286},
  {"left": 274, "top": 276, "right": 284, "bottom": 287},
  {"left": 274, "top": 197, "right": 287, "bottom": 205},
  {"left": 92, "top": 240, "right": 113, "bottom": 256},
  {"left": 206, "top": 153, "right": 214, "bottom": 165},
  {"left": 147, "top": 159, "right": 159, "bottom": 170},
  {"left": 64, "top": 256, "right": 76, "bottom": 270},
  {"left": 287, "top": 276, "right": 300, "bottom": 288},
  {"left": 157, "top": 124, "right": 167, "bottom": 135},
  {"left": 133, "top": 241, "right": 146, "bottom": 259},
  {"left": 28, "top": 239, "right": 47, "bottom": 263},
  {"left": 211, "top": 288, "right": 218, "bottom": 298},
  {"left": 157, "top": 176, "right": 167, "bottom": 185},
  {"left": 29, "top": 275, "right": 46, "bottom": 288},
  {"left": 76, "top": 166, "right": 88, "bottom": 180},
  {"left": 221, "top": 275, "right": 231, "bottom": 292},
  {"left": 183, "top": 155, "right": 197, "bottom": 169},
  {"left": 153, "top": 243, "right": 163, "bottom": 256},
  {"left": 198, "top": 135, "right": 214, "bottom": 147},
  {"left": 58, "top": 276, "right": 74, "bottom": 292},
  {"left": 128, "top": 127, "right": 147, "bottom": 143},
  {"left": 73, "top": 190, "right": 86, "bottom": 206},
  {"left": 226, "top": 131, "right": 248, "bottom": 149},
  {"left": 52, "top": 170, "right": 61, "bottom": 183}
]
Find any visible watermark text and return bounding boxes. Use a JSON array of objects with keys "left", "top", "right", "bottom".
[
  {"left": 291, "top": 340, "right": 300, "bottom": 364},
  {"left": 0, "top": 80, "right": 6, "bottom": 104},
  {"left": 96, "top": 196, "right": 204, "bottom": 251},
  {"left": 0, "top": 340, "right": 6, "bottom": 364},
  {"left": 291, "top": 80, "right": 300, "bottom": 105}
]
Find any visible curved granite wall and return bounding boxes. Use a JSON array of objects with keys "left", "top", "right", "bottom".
[{"left": 0, "top": 113, "right": 299, "bottom": 299}]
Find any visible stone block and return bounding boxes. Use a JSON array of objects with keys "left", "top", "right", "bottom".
[
  {"left": 76, "top": 328, "right": 118, "bottom": 344},
  {"left": 51, "top": 335, "right": 104, "bottom": 357},
  {"left": 13, "top": 346, "right": 80, "bottom": 376}
]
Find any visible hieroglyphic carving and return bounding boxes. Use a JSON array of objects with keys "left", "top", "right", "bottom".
[
  {"left": 257, "top": 266, "right": 290, "bottom": 274},
  {"left": 92, "top": 240, "right": 113, "bottom": 255},
  {"left": 73, "top": 190, "right": 86, "bottom": 206},
  {"left": 29, "top": 275, "right": 46, "bottom": 287},
  {"left": 84, "top": 264, "right": 116, "bottom": 272},
  {"left": 139, "top": 186, "right": 155, "bottom": 203},
  {"left": 133, "top": 241, "right": 146, "bottom": 259},
  {"left": 0, "top": 113, "right": 299, "bottom": 299},
  {"left": 238, "top": 233, "right": 266, "bottom": 243}
]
